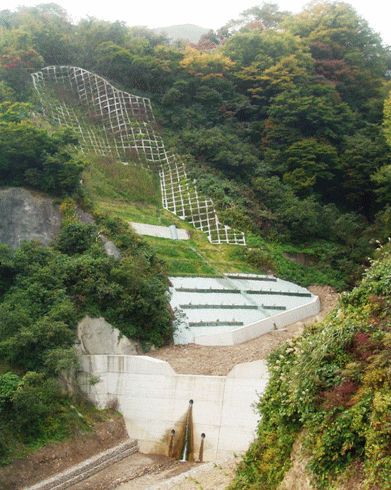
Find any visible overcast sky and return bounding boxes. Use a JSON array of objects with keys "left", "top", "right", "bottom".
[{"left": 4, "top": 0, "right": 391, "bottom": 46}]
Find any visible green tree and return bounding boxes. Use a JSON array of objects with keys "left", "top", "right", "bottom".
[
  {"left": 0, "top": 118, "right": 85, "bottom": 194},
  {"left": 339, "top": 125, "right": 391, "bottom": 214},
  {"left": 282, "top": 137, "right": 338, "bottom": 198},
  {"left": 179, "top": 126, "right": 259, "bottom": 179},
  {"left": 221, "top": 29, "right": 305, "bottom": 70},
  {"left": 12, "top": 372, "right": 63, "bottom": 441},
  {"left": 94, "top": 41, "right": 173, "bottom": 93},
  {"left": 384, "top": 91, "right": 391, "bottom": 148},
  {"left": 0, "top": 373, "right": 20, "bottom": 412},
  {"left": 281, "top": 1, "right": 390, "bottom": 112}
]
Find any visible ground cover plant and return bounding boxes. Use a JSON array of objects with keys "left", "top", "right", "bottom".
[
  {"left": 0, "top": 206, "right": 174, "bottom": 463},
  {"left": 229, "top": 241, "right": 391, "bottom": 489}
]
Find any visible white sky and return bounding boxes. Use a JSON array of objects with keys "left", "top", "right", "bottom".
[{"left": 3, "top": 0, "right": 391, "bottom": 46}]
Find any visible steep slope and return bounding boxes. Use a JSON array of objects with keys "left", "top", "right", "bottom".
[
  {"left": 230, "top": 242, "right": 391, "bottom": 490},
  {"left": 31, "top": 65, "right": 245, "bottom": 245}
]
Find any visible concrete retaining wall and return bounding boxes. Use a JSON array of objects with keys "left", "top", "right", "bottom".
[
  {"left": 195, "top": 295, "right": 320, "bottom": 345},
  {"left": 78, "top": 355, "right": 269, "bottom": 462}
]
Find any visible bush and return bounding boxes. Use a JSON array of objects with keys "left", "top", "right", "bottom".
[
  {"left": 0, "top": 373, "right": 20, "bottom": 412},
  {"left": 56, "top": 223, "right": 99, "bottom": 255},
  {"left": 0, "top": 115, "right": 86, "bottom": 195},
  {"left": 230, "top": 244, "right": 391, "bottom": 490}
]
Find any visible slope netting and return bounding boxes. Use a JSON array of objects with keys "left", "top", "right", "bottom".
[{"left": 31, "top": 66, "right": 245, "bottom": 245}]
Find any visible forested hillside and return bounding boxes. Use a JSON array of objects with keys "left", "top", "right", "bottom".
[
  {"left": 1, "top": 1, "right": 391, "bottom": 485},
  {"left": 1, "top": 1, "right": 391, "bottom": 289}
]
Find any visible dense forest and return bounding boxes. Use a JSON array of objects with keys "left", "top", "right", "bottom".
[{"left": 1, "top": 1, "right": 391, "bottom": 486}]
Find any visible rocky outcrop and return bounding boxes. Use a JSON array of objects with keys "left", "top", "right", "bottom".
[
  {"left": 76, "top": 316, "right": 142, "bottom": 355},
  {"left": 99, "top": 235, "right": 122, "bottom": 259},
  {"left": 0, "top": 187, "right": 62, "bottom": 249},
  {"left": 0, "top": 187, "right": 123, "bottom": 260}
]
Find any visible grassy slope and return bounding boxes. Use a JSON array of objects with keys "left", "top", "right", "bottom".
[{"left": 83, "top": 157, "right": 260, "bottom": 277}]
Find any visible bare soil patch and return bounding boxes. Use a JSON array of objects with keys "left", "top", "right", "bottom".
[
  {"left": 147, "top": 285, "right": 338, "bottom": 376},
  {"left": 0, "top": 414, "right": 128, "bottom": 490}
]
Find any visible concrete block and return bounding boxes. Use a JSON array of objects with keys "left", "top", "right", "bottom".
[{"left": 227, "top": 360, "right": 269, "bottom": 379}]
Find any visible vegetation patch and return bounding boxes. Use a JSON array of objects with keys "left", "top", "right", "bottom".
[
  {"left": 230, "top": 243, "right": 391, "bottom": 490},
  {"left": 83, "top": 154, "right": 161, "bottom": 206}
]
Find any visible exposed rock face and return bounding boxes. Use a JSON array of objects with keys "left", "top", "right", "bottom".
[
  {"left": 76, "top": 316, "right": 142, "bottom": 355},
  {"left": 0, "top": 187, "right": 62, "bottom": 249},
  {"left": 99, "top": 235, "right": 122, "bottom": 259},
  {"left": 0, "top": 187, "right": 123, "bottom": 260}
]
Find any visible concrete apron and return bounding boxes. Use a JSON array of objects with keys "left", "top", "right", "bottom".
[{"left": 78, "top": 355, "right": 269, "bottom": 462}]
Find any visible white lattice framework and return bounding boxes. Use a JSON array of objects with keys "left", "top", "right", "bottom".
[{"left": 31, "top": 66, "right": 245, "bottom": 245}]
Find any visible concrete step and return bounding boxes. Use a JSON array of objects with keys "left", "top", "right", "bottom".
[{"left": 25, "top": 439, "right": 139, "bottom": 490}]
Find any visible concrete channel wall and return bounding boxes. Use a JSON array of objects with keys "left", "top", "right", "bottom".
[
  {"left": 78, "top": 355, "right": 269, "bottom": 462},
  {"left": 195, "top": 295, "right": 321, "bottom": 345}
]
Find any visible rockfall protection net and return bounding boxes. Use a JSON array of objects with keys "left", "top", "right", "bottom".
[{"left": 32, "top": 66, "right": 245, "bottom": 245}]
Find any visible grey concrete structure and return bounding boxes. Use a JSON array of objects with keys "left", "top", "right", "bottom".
[
  {"left": 130, "top": 222, "right": 191, "bottom": 240},
  {"left": 78, "top": 355, "right": 270, "bottom": 461},
  {"left": 170, "top": 274, "right": 320, "bottom": 345}
]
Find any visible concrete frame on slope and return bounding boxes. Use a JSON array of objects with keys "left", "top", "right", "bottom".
[
  {"left": 31, "top": 66, "right": 245, "bottom": 245},
  {"left": 170, "top": 274, "right": 320, "bottom": 345}
]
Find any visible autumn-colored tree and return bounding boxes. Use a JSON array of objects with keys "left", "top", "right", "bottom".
[
  {"left": 180, "top": 46, "right": 236, "bottom": 78},
  {"left": 281, "top": 1, "right": 389, "bottom": 111},
  {"left": 0, "top": 45, "right": 44, "bottom": 96}
]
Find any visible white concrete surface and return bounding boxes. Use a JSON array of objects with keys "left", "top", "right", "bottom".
[
  {"left": 170, "top": 274, "right": 320, "bottom": 345},
  {"left": 78, "top": 355, "right": 269, "bottom": 461},
  {"left": 130, "top": 222, "right": 190, "bottom": 240},
  {"left": 195, "top": 295, "right": 320, "bottom": 345}
]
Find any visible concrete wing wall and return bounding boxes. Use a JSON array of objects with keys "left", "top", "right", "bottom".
[{"left": 196, "top": 295, "right": 321, "bottom": 346}]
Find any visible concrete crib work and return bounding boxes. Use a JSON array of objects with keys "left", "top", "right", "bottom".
[
  {"left": 170, "top": 273, "right": 320, "bottom": 345},
  {"left": 78, "top": 355, "right": 270, "bottom": 462}
]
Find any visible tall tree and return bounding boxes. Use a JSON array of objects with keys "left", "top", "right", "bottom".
[{"left": 281, "top": 1, "right": 390, "bottom": 112}]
